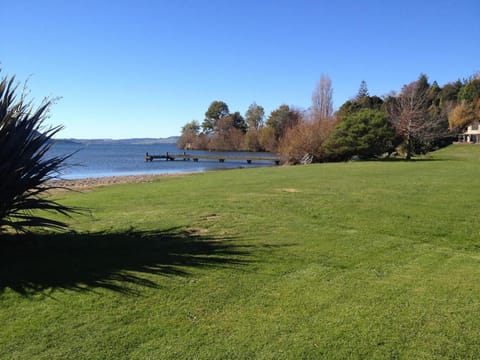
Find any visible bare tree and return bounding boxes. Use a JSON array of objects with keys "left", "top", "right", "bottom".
[
  {"left": 387, "top": 78, "right": 449, "bottom": 160},
  {"left": 311, "top": 74, "right": 333, "bottom": 120},
  {"left": 386, "top": 81, "right": 427, "bottom": 160}
]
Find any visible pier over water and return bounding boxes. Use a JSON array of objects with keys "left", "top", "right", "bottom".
[{"left": 145, "top": 152, "right": 281, "bottom": 165}]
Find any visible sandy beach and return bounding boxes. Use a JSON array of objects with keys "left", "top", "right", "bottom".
[{"left": 48, "top": 173, "right": 191, "bottom": 191}]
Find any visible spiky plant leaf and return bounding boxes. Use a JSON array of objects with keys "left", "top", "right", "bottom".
[{"left": 0, "top": 72, "right": 78, "bottom": 232}]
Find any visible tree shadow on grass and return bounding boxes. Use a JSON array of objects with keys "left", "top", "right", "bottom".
[
  {"left": 0, "top": 227, "right": 250, "bottom": 297},
  {"left": 378, "top": 157, "right": 443, "bottom": 162}
]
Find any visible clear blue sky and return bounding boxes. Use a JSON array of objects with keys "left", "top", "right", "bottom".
[{"left": 1, "top": 0, "right": 479, "bottom": 139}]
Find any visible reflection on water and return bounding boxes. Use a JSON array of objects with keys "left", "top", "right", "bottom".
[{"left": 48, "top": 142, "right": 277, "bottom": 179}]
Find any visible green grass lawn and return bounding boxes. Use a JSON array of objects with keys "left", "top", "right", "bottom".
[{"left": 2, "top": 144, "right": 480, "bottom": 359}]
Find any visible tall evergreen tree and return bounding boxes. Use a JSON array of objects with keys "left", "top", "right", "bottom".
[{"left": 356, "top": 80, "right": 369, "bottom": 99}]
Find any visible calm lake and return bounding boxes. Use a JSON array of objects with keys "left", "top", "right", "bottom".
[{"left": 49, "top": 142, "right": 277, "bottom": 179}]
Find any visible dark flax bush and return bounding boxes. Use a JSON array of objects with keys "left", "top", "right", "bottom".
[{"left": 0, "top": 71, "right": 76, "bottom": 232}]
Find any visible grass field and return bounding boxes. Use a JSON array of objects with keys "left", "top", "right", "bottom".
[{"left": 1, "top": 144, "right": 480, "bottom": 359}]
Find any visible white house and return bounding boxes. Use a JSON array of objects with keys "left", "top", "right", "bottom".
[{"left": 458, "top": 122, "right": 480, "bottom": 143}]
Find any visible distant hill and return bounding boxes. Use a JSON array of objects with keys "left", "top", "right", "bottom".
[
  {"left": 52, "top": 138, "right": 83, "bottom": 145},
  {"left": 55, "top": 137, "right": 179, "bottom": 145}
]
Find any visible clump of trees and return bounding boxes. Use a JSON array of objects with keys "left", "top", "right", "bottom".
[
  {"left": 178, "top": 71, "right": 479, "bottom": 162},
  {"left": 177, "top": 75, "right": 337, "bottom": 161},
  {"left": 384, "top": 74, "right": 451, "bottom": 159},
  {"left": 178, "top": 100, "right": 254, "bottom": 151},
  {"left": 448, "top": 75, "right": 480, "bottom": 132},
  {"left": 278, "top": 74, "right": 336, "bottom": 163},
  {"left": 0, "top": 71, "right": 76, "bottom": 233}
]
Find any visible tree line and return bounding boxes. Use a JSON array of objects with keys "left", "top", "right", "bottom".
[
  {"left": 178, "top": 73, "right": 480, "bottom": 162},
  {"left": 2, "top": 65, "right": 479, "bottom": 233}
]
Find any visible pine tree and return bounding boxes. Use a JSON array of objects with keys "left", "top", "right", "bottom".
[{"left": 356, "top": 80, "right": 369, "bottom": 99}]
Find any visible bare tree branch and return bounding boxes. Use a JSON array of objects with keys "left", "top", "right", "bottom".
[{"left": 312, "top": 74, "right": 333, "bottom": 120}]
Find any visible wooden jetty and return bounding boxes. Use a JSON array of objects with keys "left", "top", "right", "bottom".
[{"left": 145, "top": 152, "right": 281, "bottom": 165}]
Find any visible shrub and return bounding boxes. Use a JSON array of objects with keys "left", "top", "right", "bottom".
[
  {"left": 0, "top": 72, "right": 76, "bottom": 232},
  {"left": 323, "top": 109, "right": 397, "bottom": 161},
  {"left": 278, "top": 118, "right": 336, "bottom": 164}
]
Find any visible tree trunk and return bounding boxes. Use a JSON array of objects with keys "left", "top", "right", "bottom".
[{"left": 406, "top": 135, "right": 412, "bottom": 160}]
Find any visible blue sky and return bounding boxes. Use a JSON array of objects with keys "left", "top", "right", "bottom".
[{"left": 1, "top": 0, "right": 479, "bottom": 139}]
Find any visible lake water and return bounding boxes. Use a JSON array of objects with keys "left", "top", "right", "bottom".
[{"left": 48, "top": 142, "right": 277, "bottom": 179}]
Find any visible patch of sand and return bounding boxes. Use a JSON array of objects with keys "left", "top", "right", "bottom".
[{"left": 47, "top": 173, "right": 191, "bottom": 192}]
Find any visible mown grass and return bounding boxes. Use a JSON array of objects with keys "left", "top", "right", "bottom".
[{"left": 1, "top": 144, "right": 480, "bottom": 359}]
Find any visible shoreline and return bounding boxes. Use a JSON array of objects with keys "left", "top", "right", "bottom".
[
  {"left": 48, "top": 172, "right": 195, "bottom": 190},
  {"left": 47, "top": 164, "right": 275, "bottom": 191}
]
